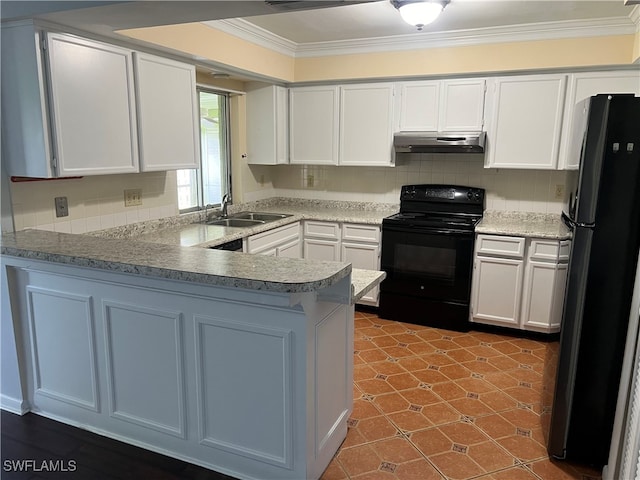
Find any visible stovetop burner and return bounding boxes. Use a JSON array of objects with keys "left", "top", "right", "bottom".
[
  {"left": 383, "top": 212, "right": 481, "bottom": 231},
  {"left": 383, "top": 185, "right": 486, "bottom": 232}
]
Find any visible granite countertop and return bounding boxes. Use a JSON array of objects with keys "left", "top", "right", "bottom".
[
  {"left": 352, "top": 268, "right": 386, "bottom": 304},
  {"left": 91, "top": 198, "right": 398, "bottom": 248},
  {"left": 476, "top": 211, "right": 572, "bottom": 240},
  {"left": 1, "top": 230, "right": 352, "bottom": 294}
]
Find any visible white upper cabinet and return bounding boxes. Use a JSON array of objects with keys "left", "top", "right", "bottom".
[
  {"left": 133, "top": 52, "right": 199, "bottom": 171},
  {"left": 2, "top": 23, "right": 53, "bottom": 178},
  {"left": 246, "top": 84, "right": 288, "bottom": 165},
  {"left": 439, "top": 79, "right": 486, "bottom": 131},
  {"left": 485, "top": 74, "right": 567, "bottom": 169},
  {"left": 289, "top": 86, "right": 340, "bottom": 165},
  {"left": 558, "top": 70, "right": 640, "bottom": 170},
  {"left": 1, "top": 24, "right": 201, "bottom": 178},
  {"left": 397, "top": 81, "right": 440, "bottom": 131},
  {"left": 47, "top": 32, "right": 139, "bottom": 176},
  {"left": 397, "top": 78, "right": 485, "bottom": 132},
  {"left": 290, "top": 84, "right": 394, "bottom": 166},
  {"left": 339, "top": 83, "right": 395, "bottom": 166}
]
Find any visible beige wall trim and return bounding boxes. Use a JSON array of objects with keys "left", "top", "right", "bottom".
[{"left": 293, "top": 35, "right": 637, "bottom": 82}]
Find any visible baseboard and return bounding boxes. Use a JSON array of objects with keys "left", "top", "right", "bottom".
[{"left": 0, "top": 394, "right": 29, "bottom": 415}]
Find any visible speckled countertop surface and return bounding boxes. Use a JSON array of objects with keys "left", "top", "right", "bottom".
[
  {"left": 1, "top": 230, "right": 351, "bottom": 294},
  {"left": 352, "top": 269, "right": 386, "bottom": 304},
  {"left": 93, "top": 198, "right": 398, "bottom": 248},
  {"left": 476, "top": 211, "right": 572, "bottom": 240}
]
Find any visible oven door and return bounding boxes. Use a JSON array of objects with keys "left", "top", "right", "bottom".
[{"left": 380, "top": 224, "right": 474, "bottom": 303}]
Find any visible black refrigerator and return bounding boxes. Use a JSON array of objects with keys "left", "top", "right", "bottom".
[{"left": 548, "top": 94, "right": 640, "bottom": 467}]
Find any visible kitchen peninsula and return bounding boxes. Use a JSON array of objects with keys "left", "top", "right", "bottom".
[{"left": 0, "top": 229, "right": 385, "bottom": 480}]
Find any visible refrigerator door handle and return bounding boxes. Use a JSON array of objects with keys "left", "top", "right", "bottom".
[{"left": 562, "top": 211, "right": 595, "bottom": 229}]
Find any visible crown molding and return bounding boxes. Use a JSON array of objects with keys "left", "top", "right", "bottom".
[
  {"left": 206, "top": 15, "right": 637, "bottom": 59},
  {"left": 630, "top": 5, "right": 640, "bottom": 30},
  {"left": 203, "top": 19, "right": 297, "bottom": 57}
]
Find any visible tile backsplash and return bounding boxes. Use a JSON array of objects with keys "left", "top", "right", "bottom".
[
  {"left": 245, "top": 154, "right": 576, "bottom": 214},
  {"left": 9, "top": 171, "right": 178, "bottom": 234}
]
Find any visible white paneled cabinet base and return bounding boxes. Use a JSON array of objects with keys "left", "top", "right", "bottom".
[
  {"left": 304, "top": 221, "right": 381, "bottom": 306},
  {"left": 4, "top": 258, "right": 353, "bottom": 480},
  {"left": 471, "top": 234, "right": 570, "bottom": 333}
]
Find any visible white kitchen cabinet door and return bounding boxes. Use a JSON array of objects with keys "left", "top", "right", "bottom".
[
  {"left": 245, "top": 222, "right": 301, "bottom": 257},
  {"left": 303, "top": 238, "right": 341, "bottom": 262},
  {"left": 46, "top": 33, "right": 139, "bottom": 176},
  {"left": 277, "top": 238, "right": 302, "bottom": 258},
  {"left": 439, "top": 79, "right": 486, "bottom": 132},
  {"left": 2, "top": 23, "right": 54, "bottom": 177},
  {"left": 521, "top": 260, "right": 567, "bottom": 333},
  {"left": 485, "top": 74, "right": 567, "bottom": 169},
  {"left": 289, "top": 86, "right": 339, "bottom": 165},
  {"left": 397, "top": 81, "right": 440, "bottom": 131},
  {"left": 339, "top": 84, "right": 395, "bottom": 166},
  {"left": 471, "top": 256, "right": 524, "bottom": 327},
  {"left": 133, "top": 53, "right": 199, "bottom": 171},
  {"left": 342, "top": 241, "right": 380, "bottom": 305},
  {"left": 558, "top": 70, "right": 640, "bottom": 170},
  {"left": 246, "top": 84, "right": 288, "bottom": 165}
]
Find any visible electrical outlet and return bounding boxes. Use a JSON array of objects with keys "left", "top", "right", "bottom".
[
  {"left": 306, "top": 174, "right": 314, "bottom": 188},
  {"left": 554, "top": 184, "right": 565, "bottom": 199},
  {"left": 124, "top": 189, "right": 142, "bottom": 207},
  {"left": 54, "top": 197, "right": 68, "bottom": 218}
]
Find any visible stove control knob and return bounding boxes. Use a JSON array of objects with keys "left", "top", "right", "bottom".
[
  {"left": 466, "top": 191, "right": 473, "bottom": 199},
  {"left": 474, "top": 192, "right": 481, "bottom": 201},
  {"left": 408, "top": 188, "right": 417, "bottom": 198}
]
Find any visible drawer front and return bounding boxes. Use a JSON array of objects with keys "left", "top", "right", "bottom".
[
  {"left": 528, "top": 240, "right": 560, "bottom": 261},
  {"left": 528, "top": 239, "right": 572, "bottom": 262},
  {"left": 246, "top": 222, "right": 300, "bottom": 254},
  {"left": 342, "top": 223, "right": 380, "bottom": 243},
  {"left": 476, "top": 234, "right": 525, "bottom": 258},
  {"left": 559, "top": 240, "right": 571, "bottom": 261},
  {"left": 304, "top": 221, "right": 340, "bottom": 240}
]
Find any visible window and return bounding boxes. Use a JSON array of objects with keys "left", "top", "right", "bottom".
[{"left": 177, "top": 88, "right": 231, "bottom": 212}]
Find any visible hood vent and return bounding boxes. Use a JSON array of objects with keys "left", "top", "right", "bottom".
[{"left": 393, "top": 131, "right": 486, "bottom": 154}]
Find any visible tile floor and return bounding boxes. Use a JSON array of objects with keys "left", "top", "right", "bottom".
[{"left": 321, "top": 311, "right": 603, "bottom": 480}]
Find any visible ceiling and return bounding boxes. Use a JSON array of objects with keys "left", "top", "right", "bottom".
[
  {"left": 212, "top": 0, "right": 638, "bottom": 48},
  {"left": 241, "top": 1, "right": 634, "bottom": 43}
]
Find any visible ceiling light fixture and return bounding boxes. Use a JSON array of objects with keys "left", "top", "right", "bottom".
[{"left": 391, "top": 0, "right": 450, "bottom": 31}]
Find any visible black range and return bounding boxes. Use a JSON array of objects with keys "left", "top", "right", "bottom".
[{"left": 379, "top": 184, "right": 485, "bottom": 331}]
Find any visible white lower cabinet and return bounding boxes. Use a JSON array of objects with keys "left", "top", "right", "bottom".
[
  {"left": 303, "top": 221, "right": 341, "bottom": 261},
  {"left": 303, "top": 221, "right": 381, "bottom": 305},
  {"left": 471, "top": 234, "right": 570, "bottom": 333},
  {"left": 244, "top": 222, "right": 301, "bottom": 258},
  {"left": 472, "top": 255, "right": 524, "bottom": 327}
]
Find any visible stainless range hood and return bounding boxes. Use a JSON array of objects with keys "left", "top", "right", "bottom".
[{"left": 393, "top": 131, "right": 486, "bottom": 153}]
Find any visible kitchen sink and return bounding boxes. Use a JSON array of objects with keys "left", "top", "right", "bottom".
[
  {"left": 206, "top": 218, "right": 265, "bottom": 227},
  {"left": 231, "top": 212, "right": 293, "bottom": 222}
]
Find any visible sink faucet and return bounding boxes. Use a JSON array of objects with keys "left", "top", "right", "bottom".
[{"left": 221, "top": 193, "right": 231, "bottom": 218}]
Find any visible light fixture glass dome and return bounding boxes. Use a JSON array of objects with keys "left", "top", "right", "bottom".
[{"left": 396, "top": 1, "right": 446, "bottom": 30}]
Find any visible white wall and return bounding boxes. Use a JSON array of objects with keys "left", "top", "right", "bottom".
[
  {"left": 9, "top": 171, "right": 179, "bottom": 233},
  {"left": 246, "top": 154, "right": 574, "bottom": 214}
]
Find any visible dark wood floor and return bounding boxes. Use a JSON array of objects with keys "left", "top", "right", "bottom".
[{"left": 1, "top": 410, "right": 238, "bottom": 479}]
